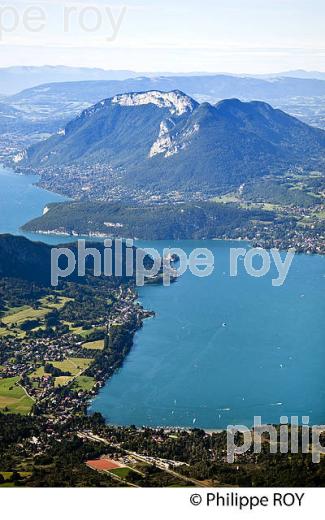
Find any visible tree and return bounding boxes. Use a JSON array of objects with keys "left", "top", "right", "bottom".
[{"left": 10, "top": 471, "right": 21, "bottom": 483}]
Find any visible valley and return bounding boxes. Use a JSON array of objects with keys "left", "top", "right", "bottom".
[
  {"left": 0, "top": 233, "right": 324, "bottom": 487},
  {"left": 0, "top": 68, "right": 324, "bottom": 489}
]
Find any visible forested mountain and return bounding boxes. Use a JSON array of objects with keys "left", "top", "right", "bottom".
[
  {"left": 2, "top": 74, "right": 325, "bottom": 142},
  {"left": 22, "top": 201, "right": 276, "bottom": 240},
  {"left": 17, "top": 91, "right": 325, "bottom": 194},
  {"left": 0, "top": 234, "right": 53, "bottom": 284},
  {"left": 0, "top": 234, "right": 152, "bottom": 286}
]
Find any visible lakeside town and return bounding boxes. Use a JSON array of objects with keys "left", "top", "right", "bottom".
[
  {"left": 0, "top": 255, "right": 256, "bottom": 488},
  {"left": 1, "top": 238, "right": 324, "bottom": 488},
  {"left": 0, "top": 282, "right": 155, "bottom": 421},
  {"left": 10, "top": 156, "right": 323, "bottom": 256}
]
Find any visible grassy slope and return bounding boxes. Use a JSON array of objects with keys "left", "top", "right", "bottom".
[{"left": 0, "top": 377, "right": 33, "bottom": 414}]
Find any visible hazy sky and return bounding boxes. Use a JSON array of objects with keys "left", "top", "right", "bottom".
[{"left": 0, "top": 0, "right": 324, "bottom": 73}]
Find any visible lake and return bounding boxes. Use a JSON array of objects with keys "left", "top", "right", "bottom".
[
  {"left": 1, "top": 165, "right": 325, "bottom": 429},
  {"left": 0, "top": 164, "right": 68, "bottom": 245},
  {"left": 91, "top": 240, "right": 325, "bottom": 429}
]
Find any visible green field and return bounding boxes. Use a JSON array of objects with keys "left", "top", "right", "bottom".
[
  {"left": 64, "top": 323, "right": 106, "bottom": 338},
  {"left": 38, "top": 296, "right": 73, "bottom": 309},
  {"left": 83, "top": 340, "right": 105, "bottom": 351},
  {"left": 30, "top": 366, "right": 49, "bottom": 379},
  {"left": 2, "top": 305, "right": 30, "bottom": 317},
  {"left": 2, "top": 307, "right": 50, "bottom": 326},
  {"left": 211, "top": 193, "right": 240, "bottom": 203},
  {"left": 54, "top": 376, "right": 74, "bottom": 388},
  {"left": 51, "top": 358, "right": 93, "bottom": 376},
  {"left": 0, "top": 296, "right": 73, "bottom": 338},
  {"left": 110, "top": 467, "right": 132, "bottom": 479},
  {"left": 0, "top": 377, "right": 33, "bottom": 414},
  {"left": 73, "top": 375, "right": 96, "bottom": 392},
  {"left": 30, "top": 359, "right": 95, "bottom": 389},
  {"left": 313, "top": 210, "right": 325, "bottom": 219},
  {"left": 55, "top": 374, "right": 95, "bottom": 390}
]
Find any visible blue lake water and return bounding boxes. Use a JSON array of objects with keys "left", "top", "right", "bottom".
[
  {"left": 0, "top": 164, "right": 69, "bottom": 244},
  {"left": 91, "top": 241, "right": 325, "bottom": 429},
  {"left": 1, "top": 164, "right": 324, "bottom": 429}
]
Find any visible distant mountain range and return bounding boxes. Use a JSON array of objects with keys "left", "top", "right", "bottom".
[
  {"left": 3, "top": 74, "right": 324, "bottom": 132},
  {"left": 17, "top": 90, "right": 325, "bottom": 195},
  {"left": 265, "top": 70, "right": 325, "bottom": 81},
  {"left": 0, "top": 66, "right": 140, "bottom": 95},
  {"left": 7, "top": 74, "right": 325, "bottom": 110},
  {"left": 1, "top": 66, "right": 325, "bottom": 95}
]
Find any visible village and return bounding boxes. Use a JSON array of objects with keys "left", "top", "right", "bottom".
[{"left": 0, "top": 283, "right": 153, "bottom": 422}]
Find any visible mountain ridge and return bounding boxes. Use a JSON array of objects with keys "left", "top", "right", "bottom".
[
  {"left": 15, "top": 90, "right": 325, "bottom": 197},
  {"left": 2, "top": 75, "right": 325, "bottom": 143},
  {"left": 2, "top": 66, "right": 325, "bottom": 96}
]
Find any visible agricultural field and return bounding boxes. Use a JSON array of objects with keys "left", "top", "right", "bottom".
[
  {"left": 83, "top": 340, "right": 105, "bottom": 351},
  {"left": 73, "top": 376, "right": 96, "bottom": 392},
  {"left": 0, "top": 377, "right": 33, "bottom": 414},
  {"left": 30, "top": 366, "right": 49, "bottom": 379},
  {"left": 29, "top": 360, "right": 95, "bottom": 389},
  {"left": 0, "top": 296, "right": 73, "bottom": 338},
  {"left": 54, "top": 376, "right": 74, "bottom": 388},
  {"left": 51, "top": 357, "right": 93, "bottom": 376},
  {"left": 64, "top": 323, "right": 106, "bottom": 338},
  {"left": 211, "top": 193, "right": 240, "bottom": 204},
  {"left": 38, "top": 296, "right": 73, "bottom": 309},
  {"left": 1, "top": 306, "right": 49, "bottom": 327}
]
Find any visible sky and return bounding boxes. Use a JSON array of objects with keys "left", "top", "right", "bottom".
[{"left": 0, "top": 0, "right": 324, "bottom": 73}]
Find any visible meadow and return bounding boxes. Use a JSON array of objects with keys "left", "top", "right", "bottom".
[{"left": 0, "top": 377, "right": 33, "bottom": 414}]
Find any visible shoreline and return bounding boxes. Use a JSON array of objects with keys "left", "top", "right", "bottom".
[
  {"left": 102, "top": 423, "right": 226, "bottom": 434},
  {"left": 82, "top": 286, "right": 156, "bottom": 419},
  {"left": 4, "top": 161, "right": 325, "bottom": 256},
  {"left": 19, "top": 226, "right": 325, "bottom": 257},
  {"left": 21, "top": 227, "right": 251, "bottom": 242}
]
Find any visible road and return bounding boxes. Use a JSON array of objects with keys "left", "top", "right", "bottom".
[{"left": 79, "top": 431, "right": 210, "bottom": 488}]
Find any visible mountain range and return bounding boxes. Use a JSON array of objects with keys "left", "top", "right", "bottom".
[
  {"left": 1, "top": 66, "right": 325, "bottom": 96},
  {"left": 7, "top": 75, "right": 325, "bottom": 116},
  {"left": 262, "top": 70, "right": 325, "bottom": 81},
  {"left": 0, "top": 66, "right": 140, "bottom": 95},
  {"left": 1, "top": 74, "right": 324, "bottom": 141},
  {"left": 17, "top": 90, "right": 325, "bottom": 195}
]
